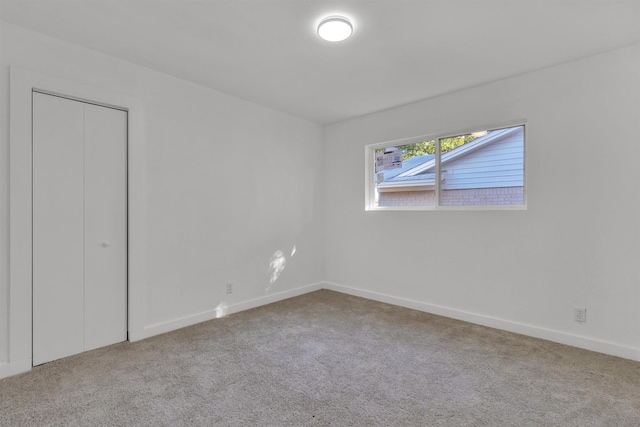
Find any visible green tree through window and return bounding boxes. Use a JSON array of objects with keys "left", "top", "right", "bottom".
[{"left": 376, "top": 135, "right": 478, "bottom": 160}]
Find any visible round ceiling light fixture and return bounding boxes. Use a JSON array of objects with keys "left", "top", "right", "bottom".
[{"left": 317, "top": 16, "right": 353, "bottom": 42}]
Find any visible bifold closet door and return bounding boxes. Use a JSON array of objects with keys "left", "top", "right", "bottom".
[
  {"left": 32, "top": 92, "right": 127, "bottom": 366},
  {"left": 33, "top": 93, "right": 85, "bottom": 365},
  {"left": 83, "top": 103, "right": 127, "bottom": 352}
]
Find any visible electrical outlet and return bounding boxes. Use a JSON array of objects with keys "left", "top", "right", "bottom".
[
  {"left": 225, "top": 283, "right": 233, "bottom": 294},
  {"left": 574, "top": 307, "right": 586, "bottom": 323}
]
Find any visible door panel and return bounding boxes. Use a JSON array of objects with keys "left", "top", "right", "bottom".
[
  {"left": 32, "top": 92, "right": 86, "bottom": 365},
  {"left": 84, "top": 104, "right": 128, "bottom": 351},
  {"left": 32, "top": 92, "right": 127, "bottom": 365}
]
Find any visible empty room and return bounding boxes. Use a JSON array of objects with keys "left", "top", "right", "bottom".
[{"left": 1, "top": 0, "right": 640, "bottom": 425}]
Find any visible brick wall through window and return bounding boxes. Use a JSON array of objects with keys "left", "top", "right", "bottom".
[{"left": 377, "top": 187, "right": 524, "bottom": 207}]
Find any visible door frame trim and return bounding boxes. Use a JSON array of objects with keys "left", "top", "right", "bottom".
[{"left": 9, "top": 67, "right": 147, "bottom": 373}]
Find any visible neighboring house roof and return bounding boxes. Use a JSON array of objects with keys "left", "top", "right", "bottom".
[
  {"left": 381, "top": 153, "right": 434, "bottom": 181},
  {"left": 396, "top": 127, "right": 519, "bottom": 178},
  {"left": 377, "top": 126, "right": 523, "bottom": 192},
  {"left": 377, "top": 154, "right": 436, "bottom": 192}
]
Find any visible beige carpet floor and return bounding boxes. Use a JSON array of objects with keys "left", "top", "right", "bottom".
[{"left": 1, "top": 290, "right": 639, "bottom": 426}]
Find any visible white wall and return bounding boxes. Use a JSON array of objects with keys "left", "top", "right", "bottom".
[
  {"left": 0, "top": 11, "right": 6, "bottom": 368},
  {"left": 324, "top": 45, "right": 640, "bottom": 360},
  {"left": 0, "top": 22, "right": 325, "bottom": 374}
]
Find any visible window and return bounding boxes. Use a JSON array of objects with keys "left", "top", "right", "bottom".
[{"left": 366, "top": 124, "right": 525, "bottom": 210}]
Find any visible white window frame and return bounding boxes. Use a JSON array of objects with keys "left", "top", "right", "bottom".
[{"left": 365, "top": 121, "right": 527, "bottom": 211}]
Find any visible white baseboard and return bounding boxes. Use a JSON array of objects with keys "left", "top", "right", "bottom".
[
  {"left": 133, "top": 282, "right": 324, "bottom": 341},
  {"left": 5, "top": 280, "right": 636, "bottom": 380},
  {"left": 0, "top": 358, "right": 32, "bottom": 379},
  {"left": 323, "top": 281, "right": 640, "bottom": 362}
]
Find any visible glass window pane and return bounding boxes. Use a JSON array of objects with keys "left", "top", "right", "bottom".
[
  {"left": 439, "top": 125, "right": 524, "bottom": 206},
  {"left": 374, "top": 140, "right": 437, "bottom": 207}
]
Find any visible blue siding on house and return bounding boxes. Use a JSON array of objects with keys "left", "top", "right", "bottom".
[{"left": 442, "top": 128, "right": 524, "bottom": 190}]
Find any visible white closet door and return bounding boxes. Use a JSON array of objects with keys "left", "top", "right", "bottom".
[
  {"left": 33, "top": 93, "right": 86, "bottom": 365},
  {"left": 32, "top": 92, "right": 127, "bottom": 365},
  {"left": 84, "top": 104, "right": 127, "bottom": 351}
]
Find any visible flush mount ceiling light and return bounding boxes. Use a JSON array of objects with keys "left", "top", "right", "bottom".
[{"left": 317, "top": 16, "right": 353, "bottom": 42}]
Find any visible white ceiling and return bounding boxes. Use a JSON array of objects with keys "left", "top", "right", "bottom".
[{"left": 2, "top": 0, "right": 639, "bottom": 124}]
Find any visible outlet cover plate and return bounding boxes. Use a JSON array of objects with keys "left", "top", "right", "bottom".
[{"left": 574, "top": 307, "right": 587, "bottom": 323}]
